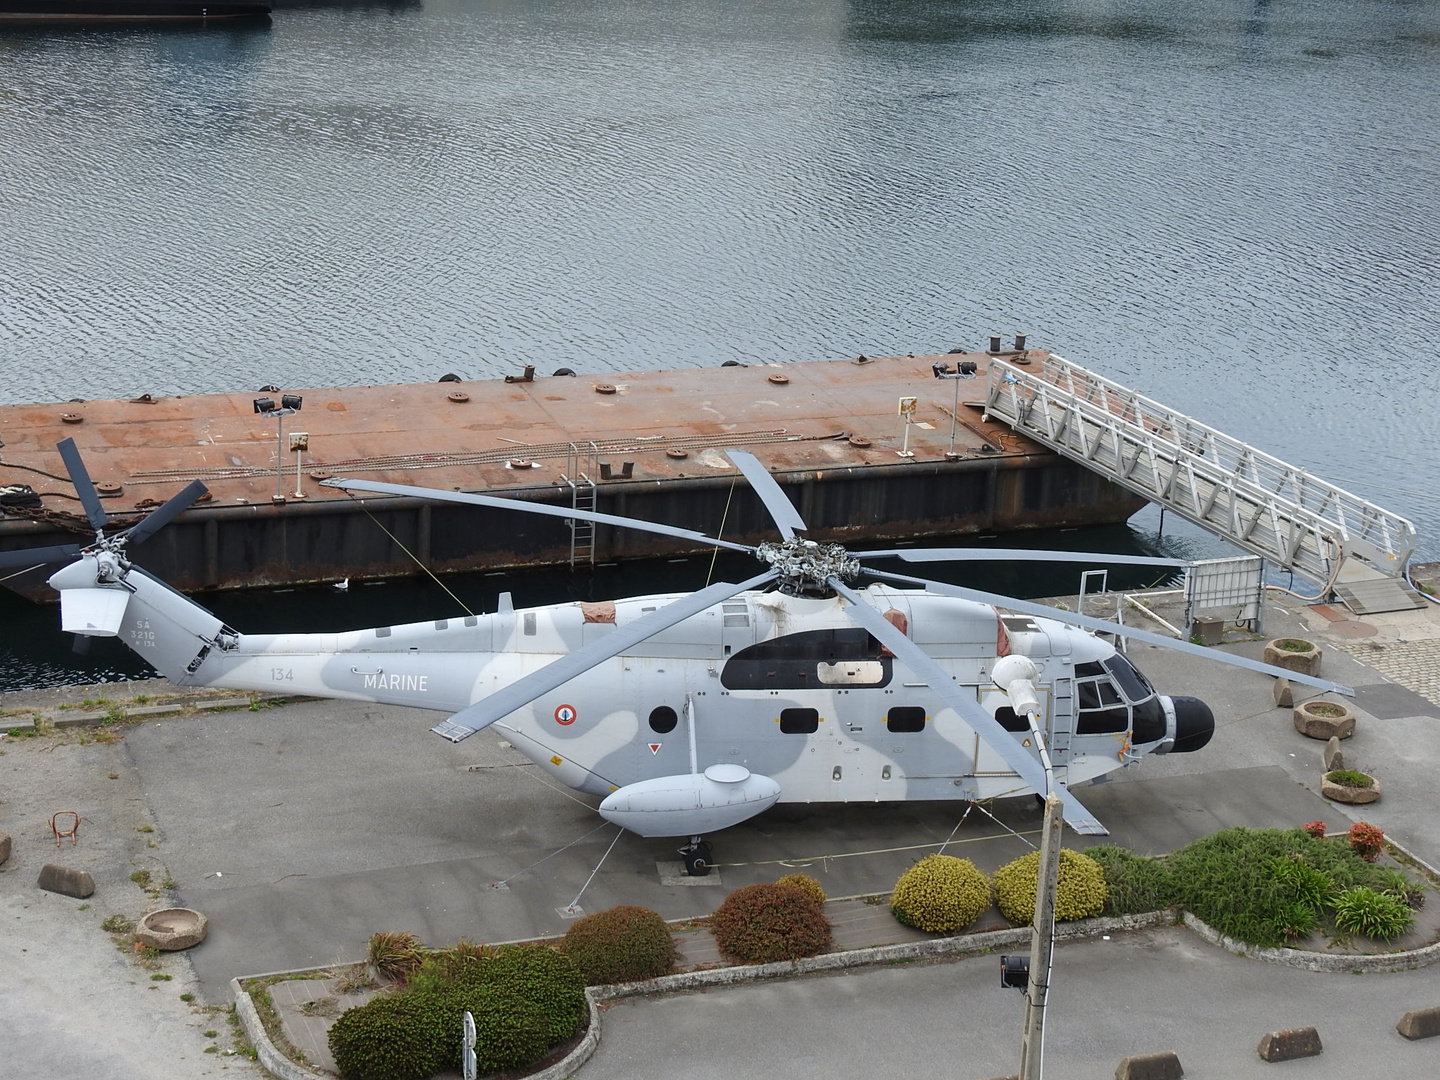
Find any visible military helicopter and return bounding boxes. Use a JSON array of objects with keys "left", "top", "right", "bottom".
[{"left": 4, "top": 439, "right": 1352, "bottom": 874}]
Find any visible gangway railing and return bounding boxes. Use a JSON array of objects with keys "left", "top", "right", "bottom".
[{"left": 983, "top": 354, "right": 1416, "bottom": 584}]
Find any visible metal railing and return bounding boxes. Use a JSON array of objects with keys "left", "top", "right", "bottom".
[{"left": 984, "top": 354, "right": 1416, "bottom": 581}]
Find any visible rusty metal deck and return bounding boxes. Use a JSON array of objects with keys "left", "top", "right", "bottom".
[
  {"left": 2, "top": 352, "right": 1020, "bottom": 508},
  {"left": 0, "top": 350, "right": 1146, "bottom": 595}
]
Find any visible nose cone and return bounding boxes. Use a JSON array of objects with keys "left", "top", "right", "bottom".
[{"left": 1170, "top": 696, "right": 1215, "bottom": 753}]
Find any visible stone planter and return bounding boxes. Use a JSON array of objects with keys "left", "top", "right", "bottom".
[
  {"left": 1264, "top": 638, "right": 1322, "bottom": 677},
  {"left": 1293, "top": 699, "right": 1355, "bottom": 740},
  {"left": 1321, "top": 773, "right": 1380, "bottom": 805},
  {"left": 135, "top": 907, "right": 208, "bottom": 951}
]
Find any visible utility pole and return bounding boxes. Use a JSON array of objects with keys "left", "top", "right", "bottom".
[{"left": 993, "top": 654, "right": 1061, "bottom": 1080}]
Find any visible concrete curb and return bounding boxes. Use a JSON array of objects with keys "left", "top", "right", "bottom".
[{"left": 1181, "top": 912, "right": 1440, "bottom": 973}]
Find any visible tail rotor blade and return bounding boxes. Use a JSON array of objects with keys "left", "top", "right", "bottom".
[
  {"left": 726, "top": 449, "right": 809, "bottom": 539},
  {"left": 123, "top": 481, "right": 210, "bottom": 546},
  {"left": 57, "top": 438, "right": 109, "bottom": 533},
  {"left": 0, "top": 544, "right": 83, "bottom": 570}
]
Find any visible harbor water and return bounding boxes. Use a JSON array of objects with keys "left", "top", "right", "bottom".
[{"left": 1, "top": 0, "right": 1437, "bottom": 688}]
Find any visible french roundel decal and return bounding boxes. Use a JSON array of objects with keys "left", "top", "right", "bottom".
[{"left": 554, "top": 704, "right": 578, "bottom": 726}]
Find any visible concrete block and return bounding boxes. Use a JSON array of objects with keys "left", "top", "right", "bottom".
[
  {"left": 1192, "top": 618, "right": 1224, "bottom": 646},
  {"left": 1273, "top": 678, "right": 1293, "bottom": 709},
  {"left": 126, "top": 705, "right": 185, "bottom": 719},
  {"left": 3, "top": 715, "right": 36, "bottom": 733},
  {"left": 1114, "top": 1051, "right": 1183, "bottom": 1079},
  {"left": 1323, "top": 736, "right": 1343, "bottom": 772},
  {"left": 54, "top": 711, "right": 109, "bottom": 728},
  {"left": 0, "top": 832, "right": 11, "bottom": 866},
  {"left": 1257, "top": 1027, "right": 1322, "bottom": 1061},
  {"left": 1396, "top": 1006, "right": 1440, "bottom": 1040},
  {"left": 37, "top": 864, "right": 95, "bottom": 899}
]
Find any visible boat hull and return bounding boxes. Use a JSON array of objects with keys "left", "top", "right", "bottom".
[{"left": 0, "top": 1, "right": 270, "bottom": 20}]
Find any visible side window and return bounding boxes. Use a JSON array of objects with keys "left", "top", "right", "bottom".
[
  {"left": 779, "top": 708, "right": 820, "bottom": 734},
  {"left": 1077, "top": 676, "right": 1129, "bottom": 733},
  {"left": 649, "top": 706, "right": 678, "bottom": 733},
  {"left": 994, "top": 706, "right": 1029, "bottom": 733},
  {"left": 886, "top": 706, "right": 926, "bottom": 733}
]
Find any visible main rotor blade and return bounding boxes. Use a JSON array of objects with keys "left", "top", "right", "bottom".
[
  {"left": 725, "top": 449, "right": 808, "bottom": 539},
  {"left": 57, "top": 437, "right": 108, "bottom": 533},
  {"left": 321, "top": 478, "right": 752, "bottom": 554},
  {"left": 827, "top": 575, "right": 1107, "bottom": 836},
  {"left": 864, "top": 567, "right": 1355, "bottom": 697},
  {"left": 431, "top": 569, "right": 780, "bottom": 742},
  {"left": 0, "top": 543, "right": 82, "bottom": 570},
  {"left": 857, "top": 547, "right": 1189, "bottom": 569},
  {"left": 123, "top": 480, "right": 210, "bottom": 546}
]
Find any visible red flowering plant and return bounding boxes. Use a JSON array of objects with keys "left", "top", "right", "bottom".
[
  {"left": 1301, "top": 821, "right": 1327, "bottom": 839},
  {"left": 1348, "top": 822, "right": 1385, "bottom": 862}
]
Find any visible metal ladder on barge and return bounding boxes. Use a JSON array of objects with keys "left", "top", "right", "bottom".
[
  {"left": 562, "top": 442, "right": 598, "bottom": 567},
  {"left": 982, "top": 353, "right": 1422, "bottom": 613}
]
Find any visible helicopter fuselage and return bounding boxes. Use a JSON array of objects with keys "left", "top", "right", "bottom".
[{"left": 86, "top": 564, "right": 1203, "bottom": 820}]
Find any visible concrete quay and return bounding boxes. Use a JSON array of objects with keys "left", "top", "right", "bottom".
[{"left": 1, "top": 585, "right": 1438, "bottom": 1078}]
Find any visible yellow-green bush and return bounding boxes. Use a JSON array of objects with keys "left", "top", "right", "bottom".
[
  {"left": 889, "top": 854, "right": 992, "bottom": 933},
  {"left": 775, "top": 873, "right": 827, "bottom": 905},
  {"left": 993, "top": 849, "right": 1108, "bottom": 926}
]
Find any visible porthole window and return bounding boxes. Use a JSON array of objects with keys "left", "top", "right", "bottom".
[
  {"left": 779, "top": 707, "right": 820, "bottom": 734},
  {"left": 648, "top": 705, "right": 678, "bottom": 734},
  {"left": 886, "top": 706, "right": 926, "bottom": 733}
]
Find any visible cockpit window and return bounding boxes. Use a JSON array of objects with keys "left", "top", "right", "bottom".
[
  {"left": 1104, "top": 655, "right": 1157, "bottom": 703},
  {"left": 721, "top": 628, "right": 891, "bottom": 690}
]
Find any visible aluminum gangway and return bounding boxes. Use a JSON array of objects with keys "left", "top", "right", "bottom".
[{"left": 982, "top": 353, "right": 1418, "bottom": 600}]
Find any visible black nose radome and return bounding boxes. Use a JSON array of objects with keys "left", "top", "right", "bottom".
[{"left": 1170, "top": 696, "right": 1215, "bottom": 753}]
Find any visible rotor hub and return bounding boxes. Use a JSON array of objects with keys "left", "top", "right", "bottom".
[{"left": 756, "top": 538, "right": 860, "bottom": 594}]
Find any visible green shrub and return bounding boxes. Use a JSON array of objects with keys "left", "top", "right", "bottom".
[
  {"left": 328, "top": 992, "right": 452, "bottom": 1080},
  {"left": 889, "top": 854, "right": 992, "bottom": 933},
  {"left": 1272, "top": 855, "right": 1334, "bottom": 908},
  {"left": 1166, "top": 827, "right": 1415, "bottom": 947},
  {"left": 710, "top": 882, "right": 832, "bottom": 964},
  {"left": 993, "top": 849, "right": 1107, "bottom": 926},
  {"left": 368, "top": 931, "right": 427, "bottom": 985},
  {"left": 334, "top": 943, "right": 587, "bottom": 1079},
  {"left": 559, "top": 905, "right": 677, "bottom": 985},
  {"left": 1273, "top": 900, "right": 1319, "bottom": 941},
  {"left": 776, "top": 873, "right": 827, "bottom": 906},
  {"left": 1086, "top": 846, "right": 1176, "bottom": 916},
  {"left": 431, "top": 945, "right": 587, "bottom": 1074},
  {"left": 1331, "top": 887, "right": 1413, "bottom": 941}
]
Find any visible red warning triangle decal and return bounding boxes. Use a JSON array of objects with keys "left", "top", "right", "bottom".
[{"left": 648, "top": 743, "right": 662, "bottom": 755}]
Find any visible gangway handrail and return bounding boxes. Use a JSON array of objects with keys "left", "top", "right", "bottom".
[{"left": 983, "top": 353, "right": 1416, "bottom": 581}]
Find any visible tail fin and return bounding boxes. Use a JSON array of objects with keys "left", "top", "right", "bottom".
[{"left": 49, "top": 556, "right": 234, "bottom": 684}]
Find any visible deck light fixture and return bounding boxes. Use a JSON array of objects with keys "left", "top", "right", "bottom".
[
  {"left": 932, "top": 359, "right": 978, "bottom": 458},
  {"left": 254, "top": 395, "right": 303, "bottom": 501}
]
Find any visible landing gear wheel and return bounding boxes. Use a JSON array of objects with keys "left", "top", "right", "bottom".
[{"left": 678, "top": 837, "right": 713, "bottom": 877}]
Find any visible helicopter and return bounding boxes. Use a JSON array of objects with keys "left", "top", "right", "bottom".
[{"left": 3, "top": 439, "right": 1352, "bottom": 874}]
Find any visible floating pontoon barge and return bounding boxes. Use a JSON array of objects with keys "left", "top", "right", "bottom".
[{"left": 0, "top": 348, "right": 1145, "bottom": 599}]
